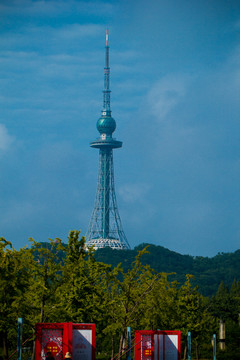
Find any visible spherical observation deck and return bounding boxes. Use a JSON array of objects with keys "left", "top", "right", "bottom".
[
  {"left": 91, "top": 113, "right": 122, "bottom": 149},
  {"left": 97, "top": 115, "right": 116, "bottom": 135}
]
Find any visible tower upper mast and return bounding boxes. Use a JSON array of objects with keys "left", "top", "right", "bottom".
[
  {"left": 91, "top": 29, "right": 121, "bottom": 146},
  {"left": 103, "top": 29, "right": 111, "bottom": 115}
]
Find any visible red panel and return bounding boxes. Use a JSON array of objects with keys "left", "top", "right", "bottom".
[
  {"left": 134, "top": 330, "right": 181, "bottom": 360},
  {"left": 35, "top": 323, "right": 96, "bottom": 360},
  {"left": 135, "top": 331, "right": 154, "bottom": 360},
  {"left": 35, "top": 323, "right": 73, "bottom": 360}
]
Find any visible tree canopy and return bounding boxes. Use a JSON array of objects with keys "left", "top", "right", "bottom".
[{"left": 0, "top": 233, "right": 240, "bottom": 360}]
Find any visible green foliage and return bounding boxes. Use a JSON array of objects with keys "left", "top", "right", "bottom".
[
  {"left": 209, "top": 281, "right": 239, "bottom": 322},
  {"left": 94, "top": 244, "right": 240, "bottom": 297},
  {"left": 0, "top": 233, "right": 240, "bottom": 360},
  {"left": 0, "top": 238, "right": 36, "bottom": 359},
  {"left": 102, "top": 247, "right": 161, "bottom": 355},
  {"left": 53, "top": 231, "right": 112, "bottom": 326}
]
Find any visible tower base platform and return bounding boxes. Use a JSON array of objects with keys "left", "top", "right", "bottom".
[{"left": 87, "top": 237, "right": 129, "bottom": 250}]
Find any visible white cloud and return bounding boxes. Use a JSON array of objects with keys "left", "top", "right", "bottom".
[
  {"left": 0, "top": 0, "right": 114, "bottom": 17},
  {"left": 0, "top": 124, "right": 14, "bottom": 151},
  {"left": 147, "top": 75, "right": 192, "bottom": 120},
  {"left": 235, "top": 18, "right": 240, "bottom": 29},
  {"left": 226, "top": 42, "right": 240, "bottom": 64},
  {"left": 0, "top": 23, "right": 105, "bottom": 51},
  {"left": 118, "top": 183, "right": 150, "bottom": 203},
  {"left": 55, "top": 23, "right": 104, "bottom": 39}
]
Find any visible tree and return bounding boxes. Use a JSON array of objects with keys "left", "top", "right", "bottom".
[
  {"left": 210, "top": 281, "right": 238, "bottom": 322},
  {"left": 102, "top": 247, "right": 160, "bottom": 357},
  {"left": 230, "top": 279, "right": 240, "bottom": 321},
  {"left": 0, "top": 238, "right": 35, "bottom": 359},
  {"left": 27, "top": 239, "right": 63, "bottom": 324},
  {"left": 176, "top": 275, "right": 214, "bottom": 360},
  {"left": 53, "top": 231, "right": 112, "bottom": 326}
]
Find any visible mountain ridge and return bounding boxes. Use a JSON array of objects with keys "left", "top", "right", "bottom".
[
  {"left": 35, "top": 240, "right": 240, "bottom": 297},
  {"left": 94, "top": 243, "right": 240, "bottom": 296}
]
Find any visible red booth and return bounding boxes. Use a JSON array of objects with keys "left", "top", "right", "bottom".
[
  {"left": 135, "top": 330, "right": 181, "bottom": 360},
  {"left": 35, "top": 323, "right": 95, "bottom": 360}
]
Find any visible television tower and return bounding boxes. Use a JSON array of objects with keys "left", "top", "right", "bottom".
[{"left": 85, "top": 30, "right": 130, "bottom": 250}]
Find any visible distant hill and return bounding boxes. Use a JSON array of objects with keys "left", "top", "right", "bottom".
[
  {"left": 94, "top": 243, "right": 240, "bottom": 297},
  {"left": 36, "top": 241, "right": 240, "bottom": 297}
]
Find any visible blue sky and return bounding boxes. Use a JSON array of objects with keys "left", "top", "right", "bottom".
[{"left": 0, "top": 0, "right": 240, "bottom": 256}]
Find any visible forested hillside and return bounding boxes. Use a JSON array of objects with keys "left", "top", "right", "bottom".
[
  {"left": 94, "top": 243, "right": 240, "bottom": 296},
  {"left": 37, "top": 240, "right": 240, "bottom": 297}
]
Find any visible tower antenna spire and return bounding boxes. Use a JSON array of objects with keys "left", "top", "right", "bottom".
[
  {"left": 85, "top": 30, "right": 130, "bottom": 250},
  {"left": 103, "top": 29, "right": 111, "bottom": 115},
  {"left": 106, "top": 28, "right": 109, "bottom": 46}
]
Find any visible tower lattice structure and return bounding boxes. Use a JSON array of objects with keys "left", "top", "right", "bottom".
[{"left": 85, "top": 30, "right": 130, "bottom": 250}]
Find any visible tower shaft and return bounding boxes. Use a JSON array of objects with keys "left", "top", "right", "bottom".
[
  {"left": 85, "top": 30, "right": 130, "bottom": 250},
  {"left": 86, "top": 148, "right": 129, "bottom": 249},
  {"left": 100, "top": 148, "right": 111, "bottom": 239}
]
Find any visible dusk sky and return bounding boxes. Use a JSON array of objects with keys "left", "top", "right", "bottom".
[{"left": 0, "top": 0, "right": 240, "bottom": 256}]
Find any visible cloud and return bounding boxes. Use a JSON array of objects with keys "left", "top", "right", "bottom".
[
  {"left": 118, "top": 183, "right": 150, "bottom": 203},
  {"left": 0, "top": 23, "right": 105, "bottom": 53},
  {"left": 0, "top": 0, "right": 114, "bottom": 18},
  {"left": 55, "top": 23, "right": 104, "bottom": 39},
  {"left": 147, "top": 75, "right": 192, "bottom": 120},
  {"left": 0, "top": 46, "right": 102, "bottom": 129},
  {"left": 235, "top": 18, "right": 240, "bottom": 29},
  {"left": 0, "top": 124, "right": 14, "bottom": 152}
]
